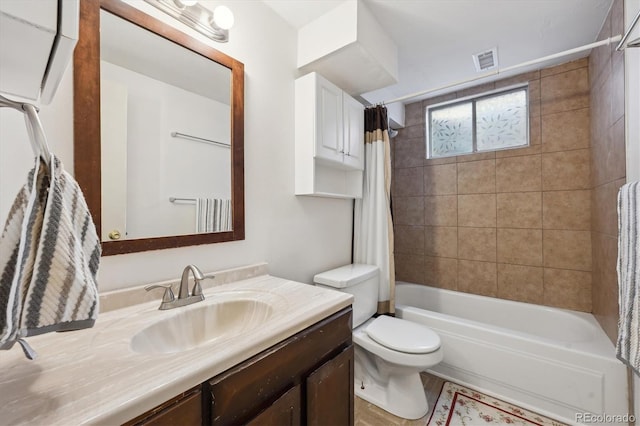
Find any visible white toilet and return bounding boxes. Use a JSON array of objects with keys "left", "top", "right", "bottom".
[{"left": 314, "top": 264, "right": 443, "bottom": 420}]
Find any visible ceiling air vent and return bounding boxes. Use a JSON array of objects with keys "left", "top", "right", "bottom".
[{"left": 473, "top": 47, "right": 498, "bottom": 72}]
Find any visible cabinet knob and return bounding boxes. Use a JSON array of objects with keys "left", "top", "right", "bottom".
[{"left": 108, "top": 230, "right": 121, "bottom": 240}]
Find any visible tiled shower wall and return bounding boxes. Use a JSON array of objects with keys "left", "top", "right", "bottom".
[
  {"left": 392, "top": 59, "right": 593, "bottom": 312},
  {"left": 590, "top": 0, "right": 626, "bottom": 343}
]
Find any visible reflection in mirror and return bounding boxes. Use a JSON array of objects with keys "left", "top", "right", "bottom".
[
  {"left": 74, "top": 0, "right": 245, "bottom": 256},
  {"left": 100, "top": 10, "right": 232, "bottom": 241}
]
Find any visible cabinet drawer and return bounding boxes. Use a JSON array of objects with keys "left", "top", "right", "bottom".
[
  {"left": 123, "top": 387, "right": 201, "bottom": 426},
  {"left": 209, "top": 307, "right": 352, "bottom": 425}
]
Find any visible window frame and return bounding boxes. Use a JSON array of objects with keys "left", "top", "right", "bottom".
[{"left": 425, "top": 84, "right": 530, "bottom": 159}]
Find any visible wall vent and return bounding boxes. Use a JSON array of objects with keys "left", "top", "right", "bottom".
[{"left": 473, "top": 47, "right": 498, "bottom": 72}]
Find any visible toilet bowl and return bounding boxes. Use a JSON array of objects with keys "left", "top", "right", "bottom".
[
  {"left": 353, "top": 316, "right": 443, "bottom": 419},
  {"left": 314, "top": 264, "right": 443, "bottom": 420}
]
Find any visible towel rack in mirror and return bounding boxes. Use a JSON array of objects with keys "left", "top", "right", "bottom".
[
  {"left": 169, "top": 197, "right": 197, "bottom": 204},
  {"left": 171, "top": 132, "right": 230, "bottom": 149}
]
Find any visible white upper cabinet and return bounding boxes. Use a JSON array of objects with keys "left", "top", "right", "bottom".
[
  {"left": 342, "top": 93, "right": 365, "bottom": 170},
  {"left": 300, "top": 72, "right": 364, "bottom": 171},
  {"left": 295, "top": 72, "right": 364, "bottom": 199},
  {"left": 316, "top": 78, "right": 344, "bottom": 164}
]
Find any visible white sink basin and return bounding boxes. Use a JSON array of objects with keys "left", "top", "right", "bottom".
[{"left": 130, "top": 298, "right": 274, "bottom": 355}]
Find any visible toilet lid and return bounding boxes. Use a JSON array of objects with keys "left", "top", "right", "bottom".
[{"left": 366, "top": 316, "right": 440, "bottom": 354}]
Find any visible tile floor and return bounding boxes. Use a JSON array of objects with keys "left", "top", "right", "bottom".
[
  {"left": 354, "top": 372, "right": 573, "bottom": 426},
  {"left": 354, "top": 372, "right": 445, "bottom": 426}
]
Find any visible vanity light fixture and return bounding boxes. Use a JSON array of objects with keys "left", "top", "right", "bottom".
[{"left": 145, "top": 0, "right": 234, "bottom": 43}]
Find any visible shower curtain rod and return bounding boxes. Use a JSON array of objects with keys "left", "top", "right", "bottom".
[{"left": 378, "top": 34, "right": 622, "bottom": 106}]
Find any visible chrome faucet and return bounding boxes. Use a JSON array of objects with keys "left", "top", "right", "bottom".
[{"left": 145, "top": 264, "right": 207, "bottom": 310}]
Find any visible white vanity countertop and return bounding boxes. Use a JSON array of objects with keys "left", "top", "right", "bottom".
[{"left": 0, "top": 274, "right": 353, "bottom": 425}]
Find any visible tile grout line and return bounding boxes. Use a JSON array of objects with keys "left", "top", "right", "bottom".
[
  {"left": 494, "top": 158, "right": 499, "bottom": 295},
  {"left": 540, "top": 139, "right": 547, "bottom": 304}
]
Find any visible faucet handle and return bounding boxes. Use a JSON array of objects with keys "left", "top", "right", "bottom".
[
  {"left": 191, "top": 281, "right": 203, "bottom": 297},
  {"left": 189, "top": 265, "right": 206, "bottom": 297},
  {"left": 190, "top": 272, "right": 211, "bottom": 297},
  {"left": 145, "top": 284, "right": 176, "bottom": 303}
]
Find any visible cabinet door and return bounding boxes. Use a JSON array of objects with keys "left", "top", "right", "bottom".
[
  {"left": 306, "top": 345, "right": 354, "bottom": 426},
  {"left": 247, "top": 384, "right": 301, "bottom": 426},
  {"left": 342, "top": 94, "right": 364, "bottom": 170},
  {"left": 315, "top": 76, "right": 344, "bottom": 165},
  {"left": 209, "top": 308, "right": 353, "bottom": 426}
]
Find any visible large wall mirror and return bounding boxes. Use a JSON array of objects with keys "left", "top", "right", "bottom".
[{"left": 74, "top": 0, "right": 244, "bottom": 255}]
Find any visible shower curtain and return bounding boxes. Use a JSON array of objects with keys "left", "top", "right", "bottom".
[{"left": 354, "top": 105, "right": 395, "bottom": 314}]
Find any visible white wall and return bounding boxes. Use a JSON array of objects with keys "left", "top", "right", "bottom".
[{"left": 0, "top": 0, "right": 353, "bottom": 291}]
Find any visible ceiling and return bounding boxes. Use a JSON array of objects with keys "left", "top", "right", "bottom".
[{"left": 263, "top": 0, "right": 614, "bottom": 106}]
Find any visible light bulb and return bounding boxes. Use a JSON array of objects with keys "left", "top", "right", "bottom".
[{"left": 213, "top": 5, "right": 234, "bottom": 30}]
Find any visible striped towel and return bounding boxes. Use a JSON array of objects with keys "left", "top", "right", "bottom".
[
  {"left": 196, "top": 198, "right": 231, "bottom": 233},
  {"left": 617, "top": 181, "right": 640, "bottom": 375},
  {"left": 0, "top": 155, "right": 101, "bottom": 359}
]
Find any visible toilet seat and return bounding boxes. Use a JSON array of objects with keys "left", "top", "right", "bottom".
[
  {"left": 353, "top": 320, "right": 443, "bottom": 369},
  {"left": 366, "top": 316, "right": 440, "bottom": 354}
]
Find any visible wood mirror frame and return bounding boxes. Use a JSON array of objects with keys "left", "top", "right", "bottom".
[{"left": 74, "top": 0, "right": 244, "bottom": 256}]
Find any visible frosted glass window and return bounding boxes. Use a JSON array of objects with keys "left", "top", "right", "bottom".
[
  {"left": 426, "top": 86, "right": 529, "bottom": 159},
  {"left": 429, "top": 103, "right": 473, "bottom": 157},
  {"left": 476, "top": 90, "right": 527, "bottom": 150}
]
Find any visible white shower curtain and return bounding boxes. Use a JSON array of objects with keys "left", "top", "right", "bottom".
[{"left": 354, "top": 105, "right": 395, "bottom": 314}]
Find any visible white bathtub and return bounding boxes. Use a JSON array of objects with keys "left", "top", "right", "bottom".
[{"left": 395, "top": 282, "right": 629, "bottom": 426}]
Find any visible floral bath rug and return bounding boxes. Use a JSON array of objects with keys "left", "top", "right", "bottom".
[{"left": 427, "top": 382, "right": 568, "bottom": 426}]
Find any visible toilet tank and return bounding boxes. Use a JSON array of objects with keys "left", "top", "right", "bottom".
[{"left": 313, "top": 264, "right": 379, "bottom": 327}]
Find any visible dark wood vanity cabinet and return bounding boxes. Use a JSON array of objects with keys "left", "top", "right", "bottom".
[
  {"left": 208, "top": 307, "right": 354, "bottom": 425},
  {"left": 124, "top": 388, "right": 202, "bottom": 426},
  {"left": 125, "top": 307, "right": 353, "bottom": 426}
]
